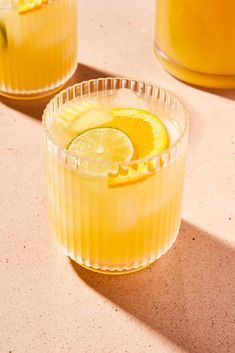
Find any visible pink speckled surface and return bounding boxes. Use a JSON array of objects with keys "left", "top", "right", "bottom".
[{"left": 0, "top": 1, "right": 235, "bottom": 352}]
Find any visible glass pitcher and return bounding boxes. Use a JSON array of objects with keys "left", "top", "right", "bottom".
[
  {"left": 154, "top": 0, "right": 235, "bottom": 88},
  {"left": 0, "top": 0, "right": 78, "bottom": 99}
]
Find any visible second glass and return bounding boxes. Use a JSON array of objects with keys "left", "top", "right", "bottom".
[{"left": 0, "top": 0, "right": 78, "bottom": 99}]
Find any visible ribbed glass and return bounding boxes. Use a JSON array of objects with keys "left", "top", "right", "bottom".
[
  {"left": 43, "top": 78, "right": 189, "bottom": 274},
  {"left": 0, "top": 0, "right": 78, "bottom": 98}
]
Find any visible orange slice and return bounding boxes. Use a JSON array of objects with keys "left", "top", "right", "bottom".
[
  {"left": 104, "top": 108, "right": 169, "bottom": 160},
  {"left": 105, "top": 108, "right": 169, "bottom": 186}
]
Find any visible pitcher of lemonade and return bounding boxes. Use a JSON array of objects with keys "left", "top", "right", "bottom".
[
  {"left": 154, "top": 0, "right": 235, "bottom": 88},
  {"left": 0, "top": 0, "right": 78, "bottom": 98}
]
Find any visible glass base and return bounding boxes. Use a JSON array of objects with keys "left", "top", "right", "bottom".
[
  {"left": 154, "top": 45, "right": 235, "bottom": 89},
  {"left": 0, "top": 64, "right": 77, "bottom": 100},
  {"left": 61, "top": 230, "right": 179, "bottom": 275},
  {"left": 0, "top": 84, "right": 66, "bottom": 100},
  {"left": 71, "top": 261, "right": 151, "bottom": 275}
]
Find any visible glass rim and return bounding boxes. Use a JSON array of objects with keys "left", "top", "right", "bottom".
[{"left": 42, "top": 77, "right": 189, "bottom": 167}]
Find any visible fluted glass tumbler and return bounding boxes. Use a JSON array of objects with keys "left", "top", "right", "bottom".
[
  {"left": 0, "top": 0, "right": 78, "bottom": 99},
  {"left": 43, "top": 78, "right": 189, "bottom": 274}
]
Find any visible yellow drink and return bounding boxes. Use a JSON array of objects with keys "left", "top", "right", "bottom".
[
  {"left": 43, "top": 78, "right": 188, "bottom": 274},
  {"left": 0, "top": 0, "right": 78, "bottom": 98},
  {"left": 155, "top": 0, "right": 235, "bottom": 88}
]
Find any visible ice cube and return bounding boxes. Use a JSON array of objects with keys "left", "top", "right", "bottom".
[
  {"left": 69, "top": 107, "right": 113, "bottom": 134},
  {"left": 113, "top": 88, "right": 146, "bottom": 109}
]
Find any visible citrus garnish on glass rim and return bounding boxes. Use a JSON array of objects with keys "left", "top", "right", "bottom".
[{"left": 65, "top": 107, "right": 169, "bottom": 186}]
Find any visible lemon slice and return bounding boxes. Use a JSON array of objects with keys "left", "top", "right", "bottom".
[
  {"left": 67, "top": 127, "right": 134, "bottom": 163},
  {"left": 57, "top": 99, "right": 113, "bottom": 132},
  {"left": 18, "top": 0, "right": 48, "bottom": 14},
  {"left": 58, "top": 100, "right": 97, "bottom": 129}
]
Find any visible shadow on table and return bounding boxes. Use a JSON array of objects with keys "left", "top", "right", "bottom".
[
  {"left": 0, "top": 63, "right": 115, "bottom": 120},
  {"left": 198, "top": 87, "right": 235, "bottom": 101},
  {"left": 174, "top": 75, "right": 235, "bottom": 101},
  {"left": 70, "top": 220, "right": 235, "bottom": 353}
]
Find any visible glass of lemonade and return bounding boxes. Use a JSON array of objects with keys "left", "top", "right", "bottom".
[
  {"left": 43, "top": 78, "right": 189, "bottom": 274},
  {"left": 0, "top": 0, "right": 78, "bottom": 99},
  {"left": 154, "top": 0, "right": 235, "bottom": 88}
]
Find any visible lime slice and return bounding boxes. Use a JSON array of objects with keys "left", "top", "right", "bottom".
[{"left": 67, "top": 127, "right": 134, "bottom": 163}]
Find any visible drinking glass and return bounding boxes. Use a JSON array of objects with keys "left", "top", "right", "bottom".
[
  {"left": 0, "top": 0, "right": 78, "bottom": 99},
  {"left": 43, "top": 78, "right": 189, "bottom": 274}
]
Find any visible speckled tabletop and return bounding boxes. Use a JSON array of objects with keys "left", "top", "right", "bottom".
[{"left": 0, "top": 1, "right": 235, "bottom": 353}]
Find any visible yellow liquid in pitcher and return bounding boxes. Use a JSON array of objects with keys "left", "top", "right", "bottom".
[
  {"left": 155, "top": 0, "right": 235, "bottom": 88},
  {"left": 0, "top": 0, "right": 78, "bottom": 97},
  {"left": 45, "top": 90, "right": 187, "bottom": 273}
]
